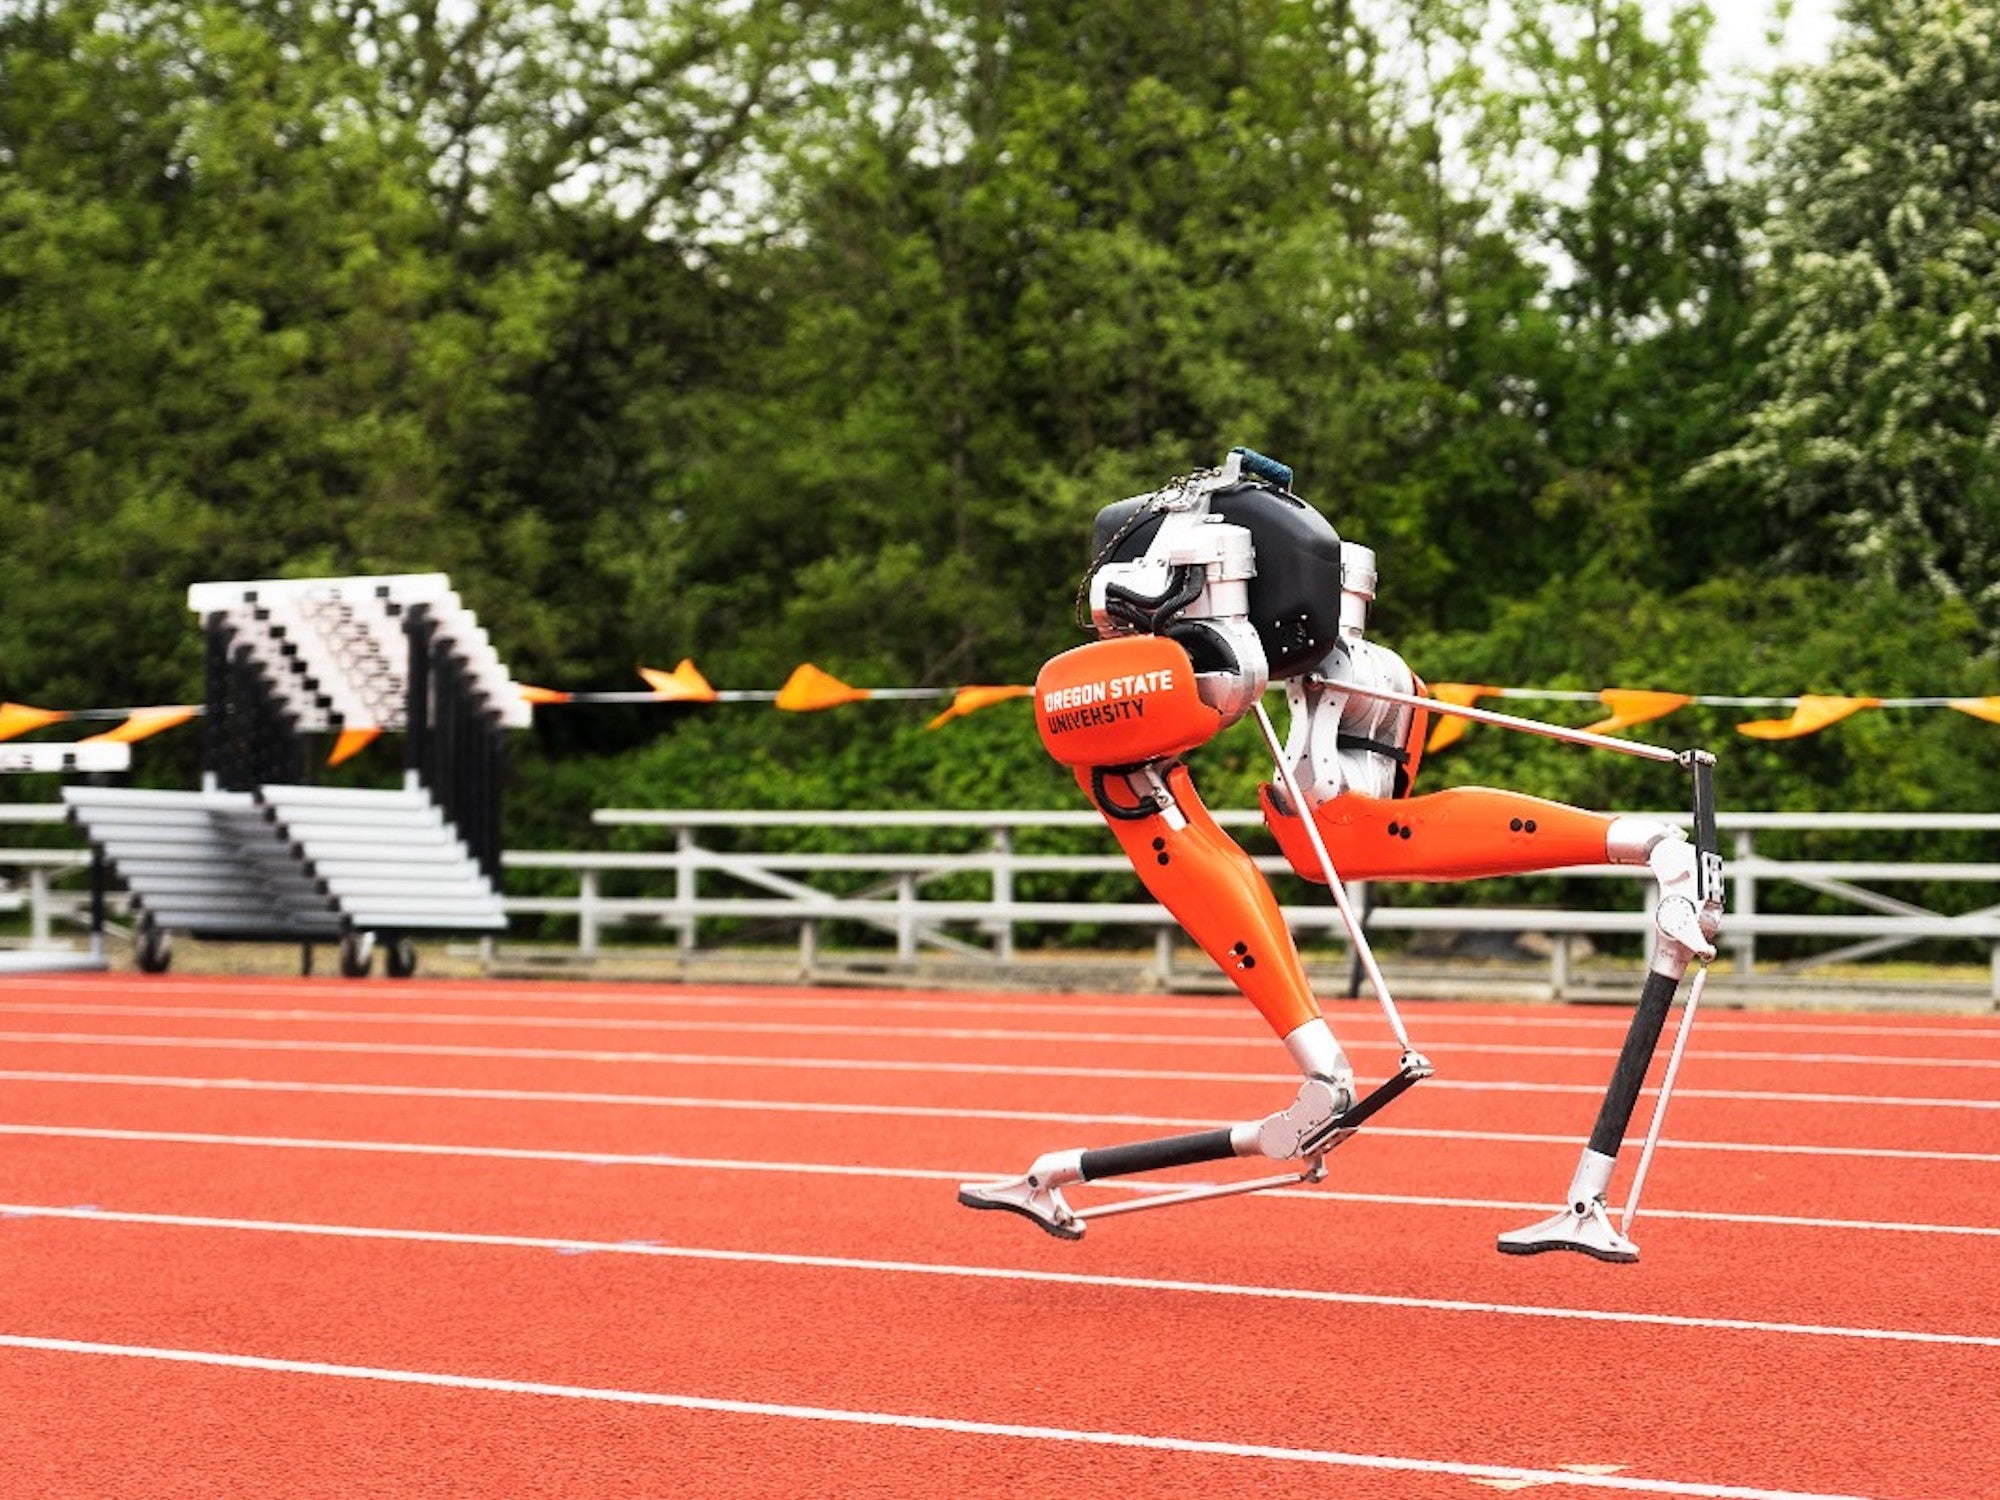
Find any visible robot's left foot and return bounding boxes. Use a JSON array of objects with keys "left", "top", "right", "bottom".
[
  {"left": 1496, "top": 1197, "right": 1638, "bottom": 1263},
  {"left": 957, "top": 1174, "right": 1085, "bottom": 1241}
]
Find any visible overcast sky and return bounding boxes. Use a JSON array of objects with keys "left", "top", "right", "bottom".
[{"left": 1706, "top": 0, "right": 1843, "bottom": 77}]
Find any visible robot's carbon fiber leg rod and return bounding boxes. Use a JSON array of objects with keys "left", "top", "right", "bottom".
[
  {"left": 1585, "top": 965, "right": 1685, "bottom": 1162},
  {"left": 1496, "top": 952, "right": 1690, "bottom": 1263},
  {"left": 1251, "top": 702, "right": 1423, "bottom": 1062},
  {"left": 1621, "top": 962, "right": 1709, "bottom": 1237},
  {"left": 956, "top": 1061, "right": 1433, "bottom": 1238},
  {"left": 1078, "top": 1129, "right": 1240, "bottom": 1179}
]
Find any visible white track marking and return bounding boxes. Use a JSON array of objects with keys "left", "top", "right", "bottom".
[
  {"left": 11, "top": 975, "right": 2000, "bottom": 1043},
  {"left": 0, "top": 1333, "right": 1899, "bottom": 1500},
  {"left": 5, "top": 1203, "right": 1998, "bottom": 1351},
  {"left": 3, "top": 1031, "right": 1998, "bottom": 1110},
  {"left": 11, "top": 1001, "right": 2000, "bottom": 1071},
  {"left": 4, "top": 1126, "right": 1997, "bottom": 1239},
  {"left": 5, "top": 1069, "right": 2000, "bottom": 1165},
  {"left": 0, "top": 1122, "right": 939, "bottom": 1176}
]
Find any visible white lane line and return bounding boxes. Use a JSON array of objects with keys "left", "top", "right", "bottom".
[
  {"left": 12, "top": 975, "right": 2000, "bottom": 1043},
  {"left": 5, "top": 1126, "right": 1997, "bottom": 1240},
  {"left": 5, "top": 1069, "right": 1999, "bottom": 1166},
  {"left": 7, "top": 1203, "right": 1999, "bottom": 1353},
  {"left": 12, "top": 1002, "right": 2000, "bottom": 1071},
  {"left": 0, "top": 1333, "right": 1896, "bottom": 1500},
  {"left": 3, "top": 1030, "right": 1998, "bottom": 1112}
]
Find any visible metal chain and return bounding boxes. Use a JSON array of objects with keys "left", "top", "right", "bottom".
[{"left": 1069, "top": 467, "right": 1222, "bottom": 632}]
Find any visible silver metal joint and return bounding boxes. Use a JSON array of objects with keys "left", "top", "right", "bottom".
[
  {"left": 1281, "top": 1017, "right": 1351, "bottom": 1083},
  {"left": 1339, "top": 544, "right": 1378, "bottom": 640},
  {"left": 1649, "top": 836, "right": 1720, "bottom": 963},
  {"left": 1605, "top": 816, "right": 1675, "bottom": 866},
  {"left": 1253, "top": 1076, "right": 1353, "bottom": 1161}
]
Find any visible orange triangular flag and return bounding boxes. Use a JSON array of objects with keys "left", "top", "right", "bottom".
[
  {"left": 1423, "top": 684, "right": 1492, "bottom": 753},
  {"left": 637, "top": 659, "right": 720, "bottom": 704},
  {"left": 328, "top": 726, "right": 382, "bottom": 766},
  {"left": 0, "top": 702, "right": 67, "bottom": 741},
  {"left": 1736, "top": 695, "right": 1882, "bottom": 739},
  {"left": 775, "top": 663, "right": 872, "bottom": 712},
  {"left": 1949, "top": 696, "right": 2000, "bottom": 725},
  {"left": 517, "top": 683, "right": 573, "bottom": 705},
  {"left": 80, "top": 706, "right": 198, "bottom": 744},
  {"left": 1582, "top": 689, "right": 1693, "bottom": 735},
  {"left": 926, "top": 684, "right": 1032, "bottom": 729}
]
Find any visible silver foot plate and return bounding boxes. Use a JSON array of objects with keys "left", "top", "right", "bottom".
[
  {"left": 957, "top": 1175, "right": 1084, "bottom": 1241},
  {"left": 1496, "top": 1196, "right": 1638, "bottom": 1263}
]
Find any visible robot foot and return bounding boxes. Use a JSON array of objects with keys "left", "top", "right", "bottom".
[
  {"left": 957, "top": 1174, "right": 1085, "bottom": 1241},
  {"left": 1496, "top": 1196, "right": 1638, "bottom": 1263}
]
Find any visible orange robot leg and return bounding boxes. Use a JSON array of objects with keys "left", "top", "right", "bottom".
[
  {"left": 1086, "top": 763, "right": 1322, "bottom": 1041},
  {"left": 1262, "top": 784, "right": 1620, "bottom": 884}
]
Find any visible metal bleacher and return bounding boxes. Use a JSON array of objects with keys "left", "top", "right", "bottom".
[
  {"left": 59, "top": 574, "right": 523, "bottom": 977},
  {"left": 257, "top": 783, "right": 507, "bottom": 935},
  {"left": 63, "top": 785, "right": 343, "bottom": 944}
]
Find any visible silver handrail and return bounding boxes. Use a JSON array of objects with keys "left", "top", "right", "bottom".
[{"left": 6, "top": 804, "right": 1999, "bottom": 997}]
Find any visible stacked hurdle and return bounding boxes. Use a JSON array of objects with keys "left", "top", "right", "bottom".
[
  {"left": 62, "top": 575, "right": 527, "bottom": 977},
  {"left": 0, "top": 743, "right": 130, "bottom": 973}
]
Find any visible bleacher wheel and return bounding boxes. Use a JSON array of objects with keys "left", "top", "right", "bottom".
[
  {"left": 339, "top": 931, "right": 375, "bottom": 979},
  {"left": 385, "top": 936, "right": 418, "bottom": 980},
  {"left": 135, "top": 922, "right": 172, "bottom": 976}
]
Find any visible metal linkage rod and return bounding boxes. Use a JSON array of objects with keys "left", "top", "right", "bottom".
[
  {"left": 1251, "top": 701, "right": 1420, "bottom": 1057},
  {"left": 1620, "top": 963, "right": 1709, "bottom": 1237},
  {"left": 1075, "top": 1168, "right": 1319, "bottom": 1223},
  {"left": 562, "top": 688, "right": 951, "bottom": 705},
  {"left": 1327, "top": 682, "right": 1685, "bottom": 765}
]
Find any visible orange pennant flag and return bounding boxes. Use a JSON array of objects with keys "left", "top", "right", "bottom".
[
  {"left": 0, "top": 702, "right": 68, "bottom": 741},
  {"left": 1949, "top": 697, "right": 2000, "bottom": 725},
  {"left": 80, "top": 706, "right": 198, "bottom": 744},
  {"left": 1582, "top": 689, "right": 1693, "bottom": 736},
  {"left": 775, "top": 663, "right": 872, "bottom": 713},
  {"left": 1423, "top": 684, "right": 1492, "bottom": 753},
  {"left": 1736, "top": 695, "right": 1882, "bottom": 739},
  {"left": 926, "top": 684, "right": 1032, "bottom": 730},
  {"left": 517, "top": 683, "right": 573, "bottom": 705},
  {"left": 328, "top": 726, "right": 382, "bottom": 766},
  {"left": 637, "top": 659, "right": 720, "bottom": 704}
]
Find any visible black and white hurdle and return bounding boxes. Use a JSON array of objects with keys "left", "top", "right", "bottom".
[{"left": 63, "top": 574, "right": 526, "bottom": 978}]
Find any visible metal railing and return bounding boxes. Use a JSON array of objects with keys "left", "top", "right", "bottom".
[
  {"left": 7, "top": 805, "right": 2000, "bottom": 999},
  {"left": 552, "top": 809, "right": 2000, "bottom": 999}
]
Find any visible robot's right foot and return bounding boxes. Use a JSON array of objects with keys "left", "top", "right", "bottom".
[
  {"left": 1496, "top": 1197, "right": 1638, "bottom": 1263},
  {"left": 957, "top": 1174, "right": 1085, "bottom": 1241}
]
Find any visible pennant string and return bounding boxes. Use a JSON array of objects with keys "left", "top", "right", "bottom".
[
  {"left": 7, "top": 674, "right": 1993, "bottom": 756},
  {"left": 78, "top": 706, "right": 199, "bottom": 744},
  {"left": 1581, "top": 689, "right": 1693, "bottom": 736},
  {"left": 0, "top": 703, "right": 69, "bottom": 742},
  {"left": 1736, "top": 695, "right": 1883, "bottom": 740}
]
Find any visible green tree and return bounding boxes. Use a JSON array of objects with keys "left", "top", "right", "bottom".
[
  {"left": 1491, "top": 0, "right": 1756, "bottom": 590},
  {"left": 0, "top": 3, "right": 568, "bottom": 706},
  {"left": 640, "top": 0, "right": 1562, "bottom": 687},
  {"left": 1695, "top": 0, "right": 2000, "bottom": 641},
  {"left": 0, "top": 0, "right": 824, "bottom": 714}
]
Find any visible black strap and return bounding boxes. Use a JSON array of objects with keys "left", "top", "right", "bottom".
[{"left": 1336, "top": 733, "right": 1409, "bottom": 765}]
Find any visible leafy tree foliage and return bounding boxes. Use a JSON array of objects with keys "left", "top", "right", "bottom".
[
  {"left": 1696, "top": 0, "right": 2000, "bottom": 637},
  {"left": 2, "top": 0, "right": 1996, "bottom": 832},
  {"left": 1489, "top": 0, "right": 1757, "bottom": 589},
  {"left": 0, "top": 0, "right": 818, "bottom": 708}
]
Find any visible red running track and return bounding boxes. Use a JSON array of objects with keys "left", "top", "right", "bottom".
[{"left": 0, "top": 972, "right": 1995, "bottom": 1499}]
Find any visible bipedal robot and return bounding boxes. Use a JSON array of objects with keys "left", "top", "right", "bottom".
[{"left": 957, "top": 448, "right": 1725, "bottom": 1261}]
